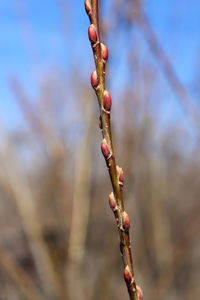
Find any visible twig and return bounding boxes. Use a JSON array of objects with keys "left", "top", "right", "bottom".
[
  {"left": 67, "top": 89, "right": 95, "bottom": 299},
  {"left": 137, "top": 10, "right": 200, "bottom": 125},
  {"left": 9, "top": 76, "right": 70, "bottom": 245},
  {"left": 0, "top": 134, "right": 63, "bottom": 299},
  {"left": 110, "top": 0, "right": 199, "bottom": 125},
  {"left": 0, "top": 246, "right": 43, "bottom": 300},
  {"left": 84, "top": 1, "right": 142, "bottom": 299}
]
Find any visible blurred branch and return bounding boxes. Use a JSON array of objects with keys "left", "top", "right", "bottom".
[
  {"left": 149, "top": 205, "right": 200, "bottom": 299},
  {"left": 0, "top": 246, "right": 43, "bottom": 300},
  {"left": 67, "top": 89, "right": 94, "bottom": 300},
  {"left": 9, "top": 76, "right": 69, "bottom": 237},
  {"left": 111, "top": 0, "right": 199, "bottom": 125},
  {"left": 9, "top": 77, "right": 43, "bottom": 136},
  {"left": 135, "top": 8, "right": 200, "bottom": 124},
  {"left": 0, "top": 134, "right": 63, "bottom": 299}
]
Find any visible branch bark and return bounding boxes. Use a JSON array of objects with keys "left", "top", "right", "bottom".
[{"left": 85, "top": 1, "right": 142, "bottom": 299}]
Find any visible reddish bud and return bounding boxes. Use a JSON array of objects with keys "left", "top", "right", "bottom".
[
  {"left": 101, "top": 139, "right": 111, "bottom": 159},
  {"left": 91, "top": 71, "right": 98, "bottom": 88},
  {"left": 136, "top": 285, "right": 143, "bottom": 300},
  {"left": 108, "top": 192, "right": 117, "bottom": 211},
  {"left": 103, "top": 90, "right": 112, "bottom": 111},
  {"left": 88, "top": 24, "right": 98, "bottom": 44},
  {"left": 84, "top": 0, "right": 91, "bottom": 15},
  {"left": 124, "top": 265, "right": 133, "bottom": 285},
  {"left": 122, "top": 211, "right": 130, "bottom": 232},
  {"left": 101, "top": 43, "right": 109, "bottom": 61},
  {"left": 117, "top": 166, "right": 124, "bottom": 186}
]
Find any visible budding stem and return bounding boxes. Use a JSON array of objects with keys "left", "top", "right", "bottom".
[{"left": 85, "top": 1, "right": 140, "bottom": 299}]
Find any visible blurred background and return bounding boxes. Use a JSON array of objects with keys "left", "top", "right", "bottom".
[{"left": 0, "top": 0, "right": 200, "bottom": 299}]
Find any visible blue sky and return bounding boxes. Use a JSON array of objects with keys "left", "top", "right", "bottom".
[{"left": 0, "top": 0, "right": 200, "bottom": 130}]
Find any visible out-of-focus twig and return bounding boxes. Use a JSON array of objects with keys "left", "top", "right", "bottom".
[
  {"left": 132, "top": 4, "right": 200, "bottom": 124},
  {"left": 0, "top": 133, "right": 63, "bottom": 299},
  {"left": 9, "top": 77, "right": 43, "bottom": 136},
  {"left": 67, "top": 88, "right": 95, "bottom": 300},
  {"left": 9, "top": 76, "right": 69, "bottom": 239},
  {"left": 149, "top": 205, "right": 200, "bottom": 300},
  {"left": 0, "top": 246, "right": 43, "bottom": 300}
]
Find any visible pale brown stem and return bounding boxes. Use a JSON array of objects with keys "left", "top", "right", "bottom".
[
  {"left": 137, "top": 10, "right": 200, "bottom": 125},
  {"left": 0, "top": 134, "right": 63, "bottom": 299},
  {"left": 67, "top": 90, "right": 95, "bottom": 300},
  {"left": 85, "top": 1, "right": 141, "bottom": 299},
  {"left": 0, "top": 246, "right": 43, "bottom": 300}
]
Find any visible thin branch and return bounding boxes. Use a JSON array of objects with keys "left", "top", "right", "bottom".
[
  {"left": 0, "top": 246, "right": 43, "bottom": 300},
  {"left": 0, "top": 135, "right": 63, "bottom": 299},
  {"left": 137, "top": 10, "right": 200, "bottom": 125},
  {"left": 85, "top": 1, "right": 142, "bottom": 299},
  {"left": 67, "top": 89, "right": 95, "bottom": 300},
  {"left": 9, "top": 76, "right": 70, "bottom": 243}
]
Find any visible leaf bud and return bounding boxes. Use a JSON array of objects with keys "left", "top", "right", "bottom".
[
  {"left": 122, "top": 211, "right": 130, "bottom": 232},
  {"left": 101, "top": 43, "right": 109, "bottom": 61},
  {"left": 108, "top": 192, "right": 117, "bottom": 211},
  {"left": 116, "top": 166, "right": 124, "bottom": 186},
  {"left": 101, "top": 139, "right": 111, "bottom": 159},
  {"left": 103, "top": 90, "right": 112, "bottom": 111},
  {"left": 91, "top": 70, "right": 98, "bottom": 88},
  {"left": 136, "top": 285, "right": 144, "bottom": 300},
  {"left": 124, "top": 265, "right": 133, "bottom": 285},
  {"left": 88, "top": 24, "right": 98, "bottom": 44}
]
